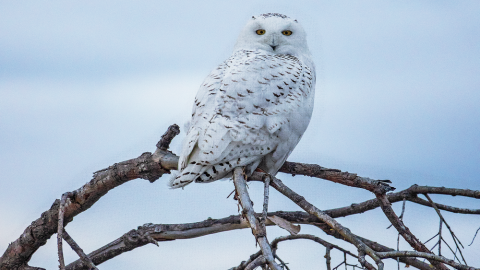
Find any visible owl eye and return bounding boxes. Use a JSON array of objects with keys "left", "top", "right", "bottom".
[
  {"left": 282, "top": 30, "right": 293, "bottom": 36},
  {"left": 256, "top": 29, "right": 266, "bottom": 35}
]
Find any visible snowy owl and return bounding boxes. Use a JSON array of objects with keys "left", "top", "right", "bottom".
[{"left": 170, "top": 13, "right": 315, "bottom": 188}]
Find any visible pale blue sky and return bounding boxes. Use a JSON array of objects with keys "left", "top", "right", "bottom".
[{"left": 1, "top": 1, "right": 479, "bottom": 269}]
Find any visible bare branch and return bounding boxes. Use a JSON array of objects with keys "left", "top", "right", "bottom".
[
  {"left": 63, "top": 211, "right": 439, "bottom": 270},
  {"left": 262, "top": 175, "right": 271, "bottom": 225},
  {"left": 2, "top": 122, "right": 478, "bottom": 269},
  {"left": 232, "top": 167, "right": 281, "bottom": 270},
  {"left": 274, "top": 254, "right": 290, "bottom": 270},
  {"left": 375, "top": 193, "right": 449, "bottom": 270},
  {"left": 279, "top": 161, "right": 395, "bottom": 194},
  {"left": 0, "top": 125, "right": 179, "bottom": 270},
  {"left": 325, "top": 246, "right": 332, "bottom": 270},
  {"left": 409, "top": 196, "right": 480, "bottom": 214},
  {"left": 244, "top": 256, "right": 267, "bottom": 270},
  {"left": 155, "top": 124, "right": 180, "bottom": 151},
  {"left": 424, "top": 193, "right": 467, "bottom": 265},
  {"left": 258, "top": 173, "right": 383, "bottom": 269},
  {"left": 62, "top": 231, "right": 98, "bottom": 270},
  {"left": 57, "top": 192, "right": 72, "bottom": 270},
  {"left": 469, "top": 227, "right": 480, "bottom": 246},
  {"left": 270, "top": 234, "right": 359, "bottom": 259},
  {"left": 377, "top": 251, "right": 479, "bottom": 270}
]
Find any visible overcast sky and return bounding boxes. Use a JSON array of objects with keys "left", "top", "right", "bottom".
[{"left": 1, "top": 1, "right": 479, "bottom": 269}]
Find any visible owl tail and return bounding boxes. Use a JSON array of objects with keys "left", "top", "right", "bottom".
[
  {"left": 168, "top": 163, "right": 207, "bottom": 189},
  {"left": 169, "top": 156, "right": 263, "bottom": 189}
]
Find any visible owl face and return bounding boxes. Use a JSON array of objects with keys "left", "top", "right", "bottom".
[{"left": 234, "top": 14, "right": 310, "bottom": 57}]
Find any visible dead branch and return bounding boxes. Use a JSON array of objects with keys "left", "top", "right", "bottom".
[
  {"left": 469, "top": 227, "right": 480, "bottom": 246},
  {"left": 65, "top": 210, "right": 436, "bottom": 270},
  {"left": 62, "top": 231, "right": 98, "bottom": 270},
  {"left": 232, "top": 167, "right": 281, "bottom": 270},
  {"left": 375, "top": 193, "right": 449, "bottom": 270},
  {"left": 254, "top": 173, "right": 384, "bottom": 269},
  {"left": 408, "top": 197, "right": 480, "bottom": 214},
  {"left": 424, "top": 193, "right": 467, "bottom": 264},
  {"left": 279, "top": 161, "right": 395, "bottom": 194},
  {"left": 270, "top": 234, "right": 359, "bottom": 259},
  {"left": 60, "top": 186, "right": 478, "bottom": 269},
  {"left": 2, "top": 124, "right": 479, "bottom": 270},
  {"left": 244, "top": 255, "right": 267, "bottom": 270},
  {"left": 0, "top": 125, "right": 178, "bottom": 270},
  {"left": 377, "top": 251, "right": 479, "bottom": 270},
  {"left": 57, "top": 192, "right": 72, "bottom": 270}
]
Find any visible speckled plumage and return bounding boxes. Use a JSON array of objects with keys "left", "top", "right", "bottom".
[{"left": 170, "top": 14, "right": 316, "bottom": 188}]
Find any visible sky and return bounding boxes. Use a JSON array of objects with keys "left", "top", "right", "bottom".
[{"left": 1, "top": 1, "right": 479, "bottom": 269}]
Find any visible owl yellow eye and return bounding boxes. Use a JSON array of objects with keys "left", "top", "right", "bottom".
[
  {"left": 256, "top": 29, "right": 266, "bottom": 35},
  {"left": 282, "top": 30, "right": 293, "bottom": 36}
]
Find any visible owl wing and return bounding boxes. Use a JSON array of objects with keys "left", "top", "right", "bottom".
[{"left": 171, "top": 50, "right": 315, "bottom": 188}]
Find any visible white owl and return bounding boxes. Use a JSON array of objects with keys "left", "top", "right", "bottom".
[{"left": 169, "top": 13, "right": 315, "bottom": 188}]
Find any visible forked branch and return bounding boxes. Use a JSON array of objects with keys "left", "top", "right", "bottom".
[{"left": 232, "top": 167, "right": 281, "bottom": 270}]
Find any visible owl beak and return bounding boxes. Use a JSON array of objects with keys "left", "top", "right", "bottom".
[{"left": 270, "top": 45, "right": 277, "bottom": 51}]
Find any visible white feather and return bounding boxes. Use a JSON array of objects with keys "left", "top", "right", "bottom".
[{"left": 170, "top": 13, "right": 316, "bottom": 188}]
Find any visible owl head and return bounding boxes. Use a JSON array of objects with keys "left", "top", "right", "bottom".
[{"left": 233, "top": 13, "right": 311, "bottom": 58}]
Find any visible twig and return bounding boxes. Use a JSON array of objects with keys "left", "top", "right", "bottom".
[
  {"left": 325, "top": 246, "right": 332, "bottom": 270},
  {"left": 424, "top": 193, "right": 467, "bottom": 265},
  {"left": 438, "top": 219, "right": 442, "bottom": 256},
  {"left": 262, "top": 175, "right": 271, "bottom": 225},
  {"left": 58, "top": 192, "right": 72, "bottom": 270},
  {"left": 270, "top": 234, "right": 359, "bottom": 259},
  {"left": 408, "top": 197, "right": 480, "bottom": 214},
  {"left": 232, "top": 167, "right": 281, "bottom": 270},
  {"left": 62, "top": 230, "right": 98, "bottom": 270},
  {"left": 377, "top": 251, "right": 479, "bottom": 270},
  {"left": 375, "top": 193, "right": 449, "bottom": 270},
  {"left": 441, "top": 236, "right": 462, "bottom": 263},
  {"left": 469, "top": 226, "right": 480, "bottom": 246},
  {"left": 274, "top": 254, "right": 290, "bottom": 270},
  {"left": 424, "top": 232, "right": 439, "bottom": 245}
]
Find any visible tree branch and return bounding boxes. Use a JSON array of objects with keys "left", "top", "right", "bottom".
[
  {"left": 255, "top": 173, "right": 384, "bottom": 269},
  {"left": 2, "top": 124, "right": 479, "bottom": 269},
  {"left": 64, "top": 211, "right": 444, "bottom": 270},
  {"left": 375, "top": 193, "right": 449, "bottom": 270},
  {"left": 62, "top": 231, "right": 98, "bottom": 270},
  {"left": 0, "top": 125, "right": 179, "bottom": 270},
  {"left": 57, "top": 192, "right": 72, "bottom": 270},
  {"left": 377, "top": 251, "right": 479, "bottom": 270},
  {"left": 279, "top": 161, "right": 395, "bottom": 194},
  {"left": 232, "top": 167, "right": 281, "bottom": 270},
  {"left": 424, "top": 193, "right": 467, "bottom": 265}
]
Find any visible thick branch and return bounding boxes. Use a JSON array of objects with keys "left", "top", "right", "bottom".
[
  {"left": 0, "top": 126, "right": 178, "bottom": 270},
  {"left": 65, "top": 212, "right": 437, "bottom": 270},
  {"left": 279, "top": 161, "right": 395, "bottom": 194}
]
